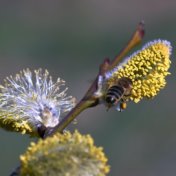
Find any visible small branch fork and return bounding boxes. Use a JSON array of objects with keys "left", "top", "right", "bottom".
[{"left": 43, "top": 21, "right": 145, "bottom": 138}]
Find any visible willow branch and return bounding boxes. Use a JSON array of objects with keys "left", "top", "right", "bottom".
[
  {"left": 43, "top": 98, "right": 98, "bottom": 138},
  {"left": 108, "top": 21, "right": 145, "bottom": 71},
  {"left": 43, "top": 21, "right": 145, "bottom": 138}
]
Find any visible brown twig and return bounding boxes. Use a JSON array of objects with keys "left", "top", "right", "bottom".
[
  {"left": 108, "top": 21, "right": 145, "bottom": 71},
  {"left": 43, "top": 21, "right": 145, "bottom": 138}
]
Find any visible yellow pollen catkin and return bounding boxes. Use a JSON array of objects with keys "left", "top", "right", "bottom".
[
  {"left": 106, "top": 40, "right": 172, "bottom": 103},
  {"left": 20, "top": 130, "right": 110, "bottom": 176}
]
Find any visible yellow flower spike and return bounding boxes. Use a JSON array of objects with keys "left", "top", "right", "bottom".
[
  {"left": 20, "top": 130, "right": 110, "bottom": 176},
  {"left": 105, "top": 39, "right": 172, "bottom": 103}
]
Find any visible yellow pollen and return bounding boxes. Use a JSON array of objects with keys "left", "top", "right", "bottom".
[
  {"left": 107, "top": 40, "right": 172, "bottom": 103},
  {"left": 20, "top": 130, "right": 110, "bottom": 176}
]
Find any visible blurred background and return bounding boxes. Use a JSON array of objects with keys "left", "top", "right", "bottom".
[{"left": 0, "top": 0, "right": 175, "bottom": 175}]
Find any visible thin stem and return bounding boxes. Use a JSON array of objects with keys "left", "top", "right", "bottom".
[
  {"left": 43, "top": 98, "right": 98, "bottom": 138},
  {"left": 108, "top": 21, "right": 145, "bottom": 71}
]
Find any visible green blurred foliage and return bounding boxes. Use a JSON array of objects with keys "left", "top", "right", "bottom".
[{"left": 0, "top": 1, "right": 176, "bottom": 175}]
